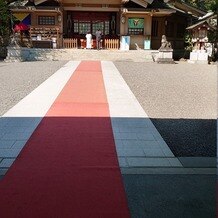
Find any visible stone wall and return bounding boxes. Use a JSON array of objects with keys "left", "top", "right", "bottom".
[
  {"left": 4, "top": 47, "right": 157, "bottom": 62},
  {"left": 5, "top": 47, "right": 60, "bottom": 62}
]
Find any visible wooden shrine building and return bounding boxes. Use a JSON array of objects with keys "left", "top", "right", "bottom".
[{"left": 9, "top": 0, "right": 206, "bottom": 50}]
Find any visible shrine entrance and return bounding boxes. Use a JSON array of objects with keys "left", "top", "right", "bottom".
[{"left": 65, "top": 11, "right": 118, "bottom": 48}]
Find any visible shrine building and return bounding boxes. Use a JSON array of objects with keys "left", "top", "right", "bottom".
[{"left": 9, "top": 0, "right": 206, "bottom": 50}]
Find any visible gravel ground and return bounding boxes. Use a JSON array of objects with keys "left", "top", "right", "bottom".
[
  {"left": 115, "top": 62, "right": 217, "bottom": 157},
  {"left": 123, "top": 174, "right": 215, "bottom": 218},
  {"left": 0, "top": 61, "right": 67, "bottom": 116}
]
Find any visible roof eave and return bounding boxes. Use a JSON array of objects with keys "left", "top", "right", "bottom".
[
  {"left": 175, "top": 1, "right": 206, "bottom": 17},
  {"left": 125, "top": 8, "right": 176, "bottom": 14},
  {"left": 186, "top": 21, "right": 215, "bottom": 30}
]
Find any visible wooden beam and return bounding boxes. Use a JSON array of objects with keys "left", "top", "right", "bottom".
[
  {"left": 144, "top": 0, "right": 154, "bottom": 4},
  {"left": 121, "top": 0, "right": 129, "bottom": 3},
  {"left": 34, "top": 0, "right": 47, "bottom": 5}
]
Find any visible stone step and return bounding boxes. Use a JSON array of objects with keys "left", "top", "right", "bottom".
[
  {"left": 55, "top": 50, "right": 154, "bottom": 62},
  {"left": 4, "top": 57, "right": 24, "bottom": 62},
  {"left": 5, "top": 47, "right": 157, "bottom": 62}
]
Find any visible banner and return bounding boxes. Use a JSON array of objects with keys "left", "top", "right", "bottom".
[
  {"left": 13, "top": 13, "right": 30, "bottom": 22},
  {"left": 128, "top": 18, "right": 144, "bottom": 29},
  {"left": 13, "top": 13, "right": 31, "bottom": 26}
]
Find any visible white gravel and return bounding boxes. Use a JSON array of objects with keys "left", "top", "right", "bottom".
[
  {"left": 0, "top": 61, "right": 67, "bottom": 116},
  {"left": 114, "top": 61, "right": 217, "bottom": 120},
  {"left": 114, "top": 61, "right": 217, "bottom": 156}
]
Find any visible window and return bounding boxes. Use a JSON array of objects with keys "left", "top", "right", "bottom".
[
  {"left": 73, "top": 20, "right": 79, "bottom": 33},
  {"left": 151, "top": 20, "right": 158, "bottom": 37},
  {"left": 79, "top": 21, "right": 91, "bottom": 34},
  {"left": 38, "top": 16, "right": 55, "bottom": 25},
  {"left": 72, "top": 19, "right": 110, "bottom": 36},
  {"left": 92, "top": 21, "right": 104, "bottom": 35},
  {"left": 105, "top": 21, "right": 110, "bottom": 35},
  {"left": 68, "top": 12, "right": 115, "bottom": 36}
]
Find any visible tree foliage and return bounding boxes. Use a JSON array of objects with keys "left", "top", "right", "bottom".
[
  {"left": 184, "top": 0, "right": 217, "bottom": 12},
  {"left": 0, "top": 0, "right": 12, "bottom": 47}
]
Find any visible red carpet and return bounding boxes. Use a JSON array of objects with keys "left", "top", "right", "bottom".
[{"left": 0, "top": 61, "right": 130, "bottom": 218}]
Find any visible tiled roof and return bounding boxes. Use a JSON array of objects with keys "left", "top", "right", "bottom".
[
  {"left": 37, "top": 0, "right": 60, "bottom": 6},
  {"left": 147, "top": 0, "right": 172, "bottom": 9},
  {"left": 187, "top": 12, "right": 217, "bottom": 30},
  {"left": 125, "top": 0, "right": 172, "bottom": 9}
]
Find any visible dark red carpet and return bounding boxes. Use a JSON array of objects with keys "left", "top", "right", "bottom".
[{"left": 0, "top": 61, "right": 130, "bottom": 218}]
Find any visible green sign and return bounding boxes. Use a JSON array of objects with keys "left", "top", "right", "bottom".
[{"left": 128, "top": 18, "right": 144, "bottom": 29}]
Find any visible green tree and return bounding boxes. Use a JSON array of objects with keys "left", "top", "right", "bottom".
[
  {"left": 184, "top": 0, "right": 217, "bottom": 11},
  {"left": 0, "top": 0, "right": 12, "bottom": 51}
]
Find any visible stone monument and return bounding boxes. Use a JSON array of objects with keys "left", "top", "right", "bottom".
[{"left": 157, "top": 35, "right": 174, "bottom": 64}]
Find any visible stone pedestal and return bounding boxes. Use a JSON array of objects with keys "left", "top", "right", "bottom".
[
  {"left": 188, "top": 50, "right": 208, "bottom": 64},
  {"left": 157, "top": 49, "right": 174, "bottom": 64}
]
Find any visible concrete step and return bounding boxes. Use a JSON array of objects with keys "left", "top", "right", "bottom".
[
  {"left": 55, "top": 50, "right": 155, "bottom": 62},
  {"left": 4, "top": 57, "right": 24, "bottom": 62},
  {"left": 5, "top": 47, "right": 157, "bottom": 62}
]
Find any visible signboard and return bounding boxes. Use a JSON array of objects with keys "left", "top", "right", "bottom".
[
  {"left": 120, "top": 35, "right": 130, "bottom": 50},
  {"left": 128, "top": 18, "right": 144, "bottom": 29}
]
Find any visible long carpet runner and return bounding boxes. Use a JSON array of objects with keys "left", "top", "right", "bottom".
[{"left": 0, "top": 61, "right": 130, "bottom": 218}]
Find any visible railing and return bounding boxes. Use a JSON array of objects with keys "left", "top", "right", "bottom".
[
  {"left": 63, "top": 38, "right": 78, "bottom": 49},
  {"left": 105, "top": 39, "right": 119, "bottom": 50}
]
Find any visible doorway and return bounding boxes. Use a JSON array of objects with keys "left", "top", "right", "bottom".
[{"left": 66, "top": 11, "right": 117, "bottom": 39}]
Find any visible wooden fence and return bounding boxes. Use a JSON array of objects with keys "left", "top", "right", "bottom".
[
  {"left": 63, "top": 38, "right": 78, "bottom": 49},
  {"left": 105, "top": 39, "right": 119, "bottom": 50}
]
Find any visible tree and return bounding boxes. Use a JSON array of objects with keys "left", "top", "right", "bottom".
[
  {"left": 184, "top": 0, "right": 217, "bottom": 11},
  {"left": 0, "top": 0, "right": 11, "bottom": 49}
]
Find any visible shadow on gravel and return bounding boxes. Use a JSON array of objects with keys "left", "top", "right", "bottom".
[
  {"left": 123, "top": 174, "right": 215, "bottom": 218},
  {"left": 151, "top": 118, "right": 216, "bottom": 157}
]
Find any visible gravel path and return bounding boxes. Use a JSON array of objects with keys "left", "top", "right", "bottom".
[
  {"left": 115, "top": 62, "right": 217, "bottom": 157},
  {"left": 0, "top": 61, "right": 67, "bottom": 116}
]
